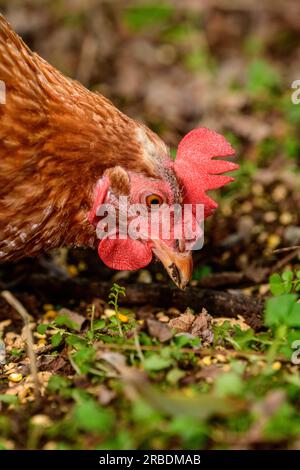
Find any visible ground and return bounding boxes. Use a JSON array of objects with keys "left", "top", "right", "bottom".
[{"left": 0, "top": 0, "right": 300, "bottom": 450}]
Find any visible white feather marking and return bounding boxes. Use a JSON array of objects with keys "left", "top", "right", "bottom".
[{"left": 19, "top": 232, "right": 27, "bottom": 242}]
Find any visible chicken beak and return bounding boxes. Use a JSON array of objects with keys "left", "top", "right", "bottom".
[{"left": 152, "top": 240, "right": 193, "bottom": 290}]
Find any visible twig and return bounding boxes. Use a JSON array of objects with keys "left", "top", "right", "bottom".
[
  {"left": 90, "top": 304, "right": 95, "bottom": 336},
  {"left": 68, "top": 352, "right": 81, "bottom": 375},
  {"left": 133, "top": 328, "right": 144, "bottom": 363},
  {"left": 95, "top": 341, "right": 290, "bottom": 363},
  {"left": 1, "top": 290, "right": 41, "bottom": 401},
  {"left": 270, "top": 248, "right": 300, "bottom": 275},
  {"left": 273, "top": 246, "right": 300, "bottom": 254}
]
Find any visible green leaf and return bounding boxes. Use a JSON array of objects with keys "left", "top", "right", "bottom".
[
  {"left": 10, "top": 348, "right": 23, "bottom": 357},
  {"left": 66, "top": 334, "right": 86, "bottom": 349},
  {"left": 269, "top": 273, "right": 285, "bottom": 296},
  {"left": 93, "top": 319, "right": 106, "bottom": 331},
  {"left": 72, "top": 346, "right": 95, "bottom": 373},
  {"left": 131, "top": 399, "right": 162, "bottom": 424},
  {"left": 168, "top": 416, "right": 208, "bottom": 449},
  {"left": 282, "top": 97, "right": 300, "bottom": 124},
  {"left": 232, "top": 327, "right": 256, "bottom": 349},
  {"left": 51, "top": 332, "right": 63, "bottom": 347},
  {"left": 47, "top": 375, "right": 71, "bottom": 393},
  {"left": 192, "top": 265, "right": 212, "bottom": 281},
  {"left": 263, "top": 403, "right": 300, "bottom": 441},
  {"left": 37, "top": 323, "right": 49, "bottom": 335},
  {"left": 74, "top": 399, "right": 113, "bottom": 433},
  {"left": 173, "top": 333, "right": 201, "bottom": 348},
  {"left": 143, "top": 353, "right": 173, "bottom": 371},
  {"left": 282, "top": 270, "right": 293, "bottom": 293},
  {"left": 246, "top": 59, "right": 281, "bottom": 95},
  {"left": 286, "top": 302, "right": 300, "bottom": 327},
  {"left": 283, "top": 135, "right": 300, "bottom": 160},
  {"left": 215, "top": 372, "right": 244, "bottom": 397},
  {"left": 0, "top": 394, "right": 18, "bottom": 405},
  {"left": 265, "top": 294, "right": 298, "bottom": 327},
  {"left": 166, "top": 368, "right": 185, "bottom": 385},
  {"left": 54, "top": 315, "right": 80, "bottom": 331},
  {"left": 124, "top": 2, "right": 173, "bottom": 32}
]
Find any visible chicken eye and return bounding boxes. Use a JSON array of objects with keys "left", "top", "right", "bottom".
[{"left": 145, "top": 194, "right": 164, "bottom": 207}]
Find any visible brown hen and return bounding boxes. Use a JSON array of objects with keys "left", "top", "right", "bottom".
[{"left": 0, "top": 15, "right": 237, "bottom": 288}]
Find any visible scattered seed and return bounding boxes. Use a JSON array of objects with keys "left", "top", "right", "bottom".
[
  {"left": 158, "top": 315, "right": 169, "bottom": 323},
  {"left": 272, "top": 185, "right": 287, "bottom": 202},
  {"left": 31, "top": 414, "right": 52, "bottom": 427},
  {"left": 264, "top": 211, "right": 277, "bottom": 223},
  {"left": 272, "top": 361, "right": 282, "bottom": 371},
  {"left": 8, "top": 373, "right": 23, "bottom": 383},
  {"left": 67, "top": 265, "right": 78, "bottom": 277},
  {"left": 216, "top": 354, "right": 227, "bottom": 363},
  {"left": 43, "top": 310, "right": 57, "bottom": 320},
  {"left": 267, "top": 234, "right": 281, "bottom": 249},
  {"left": 280, "top": 212, "right": 293, "bottom": 225},
  {"left": 202, "top": 356, "right": 212, "bottom": 366},
  {"left": 104, "top": 308, "right": 116, "bottom": 318},
  {"left": 118, "top": 313, "right": 129, "bottom": 323}
]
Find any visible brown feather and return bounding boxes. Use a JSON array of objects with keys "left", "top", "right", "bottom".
[{"left": 0, "top": 15, "right": 168, "bottom": 261}]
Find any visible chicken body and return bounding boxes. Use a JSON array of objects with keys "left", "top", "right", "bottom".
[{"left": 0, "top": 15, "right": 168, "bottom": 260}]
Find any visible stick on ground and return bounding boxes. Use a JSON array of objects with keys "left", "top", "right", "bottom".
[
  {"left": 1, "top": 290, "right": 41, "bottom": 401},
  {"left": 25, "top": 275, "right": 265, "bottom": 330}
]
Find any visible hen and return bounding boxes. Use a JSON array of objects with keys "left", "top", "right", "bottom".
[{"left": 0, "top": 15, "right": 238, "bottom": 288}]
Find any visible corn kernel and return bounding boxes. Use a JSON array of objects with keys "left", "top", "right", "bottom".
[
  {"left": 272, "top": 361, "right": 282, "bottom": 371},
  {"left": 216, "top": 354, "right": 226, "bottom": 363},
  {"left": 202, "top": 356, "right": 212, "bottom": 366},
  {"left": 8, "top": 373, "right": 23, "bottom": 383},
  {"left": 267, "top": 234, "right": 281, "bottom": 250},
  {"left": 67, "top": 265, "right": 78, "bottom": 277},
  {"left": 31, "top": 415, "right": 52, "bottom": 427},
  {"left": 44, "top": 310, "right": 57, "bottom": 320},
  {"left": 118, "top": 313, "right": 129, "bottom": 323},
  {"left": 279, "top": 212, "right": 293, "bottom": 225}
]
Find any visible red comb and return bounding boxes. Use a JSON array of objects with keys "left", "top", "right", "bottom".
[{"left": 174, "top": 127, "right": 238, "bottom": 218}]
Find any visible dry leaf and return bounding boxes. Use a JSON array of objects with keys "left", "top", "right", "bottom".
[
  {"left": 146, "top": 318, "right": 173, "bottom": 342},
  {"left": 169, "top": 308, "right": 214, "bottom": 344}
]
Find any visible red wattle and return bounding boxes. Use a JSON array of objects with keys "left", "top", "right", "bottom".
[{"left": 98, "top": 238, "right": 152, "bottom": 271}]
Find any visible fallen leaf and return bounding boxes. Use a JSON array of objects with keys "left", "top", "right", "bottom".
[
  {"left": 170, "top": 308, "right": 214, "bottom": 344},
  {"left": 146, "top": 318, "right": 173, "bottom": 342},
  {"left": 169, "top": 308, "right": 195, "bottom": 333}
]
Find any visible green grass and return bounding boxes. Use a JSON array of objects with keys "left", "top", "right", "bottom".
[{"left": 1, "top": 270, "right": 300, "bottom": 449}]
